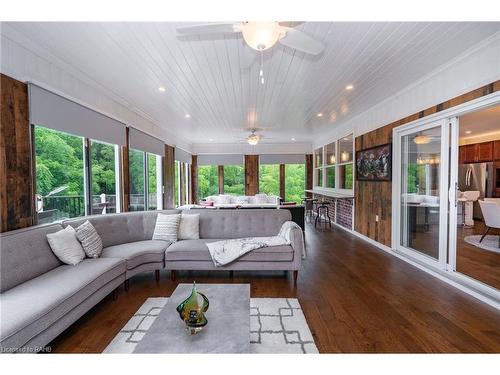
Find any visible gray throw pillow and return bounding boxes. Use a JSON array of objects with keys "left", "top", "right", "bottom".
[
  {"left": 75, "top": 220, "right": 103, "bottom": 258},
  {"left": 46, "top": 226, "right": 85, "bottom": 265},
  {"left": 178, "top": 214, "right": 200, "bottom": 240},
  {"left": 153, "top": 213, "right": 181, "bottom": 242}
]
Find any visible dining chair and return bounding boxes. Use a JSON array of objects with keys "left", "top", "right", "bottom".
[{"left": 478, "top": 200, "right": 500, "bottom": 248}]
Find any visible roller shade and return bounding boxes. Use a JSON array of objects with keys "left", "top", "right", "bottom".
[
  {"left": 259, "top": 154, "right": 305, "bottom": 164},
  {"left": 29, "top": 84, "right": 126, "bottom": 145},
  {"left": 175, "top": 147, "right": 192, "bottom": 164},
  {"left": 129, "top": 128, "right": 164, "bottom": 156},
  {"left": 198, "top": 154, "right": 244, "bottom": 166}
]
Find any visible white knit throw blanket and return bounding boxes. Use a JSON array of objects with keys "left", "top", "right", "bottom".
[{"left": 206, "top": 221, "right": 303, "bottom": 267}]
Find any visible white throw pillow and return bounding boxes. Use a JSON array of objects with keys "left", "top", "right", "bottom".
[
  {"left": 46, "top": 226, "right": 85, "bottom": 265},
  {"left": 178, "top": 214, "right": 200, "bottom": 240},
  {"left": 153, "top": 213, "right": 181, "bottom": 242},
  {"left": 75, "top": 220, "right": 103, "bottom": 258},
  {"left": 235, "top": 196, "right": 249, "bottom": 204},
  {"left": 218, "top": 195, "right": 232, "bottom": 204}
]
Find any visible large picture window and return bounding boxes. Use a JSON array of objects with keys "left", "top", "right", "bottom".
[
  {"left": 90, "top": 140, "right": 118, "bottom": 215},
  {"left": 223, "top": 165, "right": 244, "bottom": 196},
  {"left": 285, "top": 164, "right": 305, "bottom": 204},
  {"left": 198, "top": 165, "right": 219, "bottom": 199},
  {"left": 259, "top": 164, "right": 280, "bottom": 196},
  {"left": 34, "top": 126, "right": 85, "bottom": 223},
  {"left": 129, "top": 149, "right": 145, "bottom": 211}
]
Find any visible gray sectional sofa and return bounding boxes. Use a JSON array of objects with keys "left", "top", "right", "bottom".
[{"left": 0, "top": 209, "right": 304, "bottom": 353}]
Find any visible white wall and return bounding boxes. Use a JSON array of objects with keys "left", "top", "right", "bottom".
[
  {"left": 0, "top": 23, "right": 192, "bottom": 151},
  {"left": 314, "top": 32, "right": 500, "bottom": 148}
]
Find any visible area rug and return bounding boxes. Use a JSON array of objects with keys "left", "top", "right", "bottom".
[
  {"left": 464, "top": 235, "right": 500, "bottom": 253},
  {"left": 104, "top": 297, "right": 318, "bottom": 354}
]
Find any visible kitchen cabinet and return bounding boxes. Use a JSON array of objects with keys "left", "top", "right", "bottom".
[{"left": 459, "top": 141, "right": 494, "bottom": 163}]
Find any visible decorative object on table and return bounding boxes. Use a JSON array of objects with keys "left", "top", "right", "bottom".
[
  {"left": 104, "top": 297, "right": 318, "bottom": 354},
  {"left": 176, "top": 282, "right": 209, "bottom": 335},
  {"left": 356, "top": 143, "right": 392, "bottom": 181}
]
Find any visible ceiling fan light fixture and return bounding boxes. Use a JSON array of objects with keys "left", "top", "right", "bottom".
[
  {"left": 247, "top": 134, "right": 260, "bottom": 145},
  {"left": 242, "top": 22, "right": 282, "bottom": 51},
  {"left": 413, "top": 135, "right": 431, "bottom": 145}
]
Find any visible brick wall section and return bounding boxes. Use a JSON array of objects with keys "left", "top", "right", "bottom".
[{"left": 336, "top": 198, "right": 353, "bottom": 230}]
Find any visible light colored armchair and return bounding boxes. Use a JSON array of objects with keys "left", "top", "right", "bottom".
[{"left": 478, "top": 200, "right": 500, "bottom": 248}]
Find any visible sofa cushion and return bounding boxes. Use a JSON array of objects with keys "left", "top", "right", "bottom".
[
  {"left": 75, "top": 220, "right": 103, "bottom": 258},
  {"left": 178, "top": 214, "right": 200, "bottom": 240},
  {"left": 153, "top": 213, "right": 181, "bottom": 242},
  {"left": 190, "top": 209, "right": 292, "bottom": 239},
  {"left": 101, "top": 240, "right": 170, "bottom": 269},
  {"left": 63, "top": 210, "right": 179, "bottom": 248},
  {"left": 0, "top": 258, "right": 125, "bottom": 349},
  {"left": 165, "top": 239, "right": 294, "bottom": 262},
  {"left": 0, "top": 224, "right": 63, "bottom": 293}
]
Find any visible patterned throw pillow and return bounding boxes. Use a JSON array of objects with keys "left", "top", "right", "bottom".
[
  {"left": 153, "top": 213, "right": 181, "bottom": 242},
  {"left": 75, "top": 220, "right": 103, "bottom": 258}
]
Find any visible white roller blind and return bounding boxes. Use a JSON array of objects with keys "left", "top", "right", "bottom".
[
  {"left": 175, "top": 148, "right": 192, "bottom": 164},
  {"left": 259, "top": 154, "right": 305, "bottom": 164},
  {"left": 198, "top": 154, "right": 244, "bottom": 166},
  {"left": 29, "top": 84, "right": 126, "bottom": 145},
  {"left": 129, "top": 128, "right": 164, "bottom": 156}
]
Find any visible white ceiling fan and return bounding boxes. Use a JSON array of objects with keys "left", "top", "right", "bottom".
[
  {"left": 233, "top": 128, "right": 271, "bottom": 146},
  {"left": 176, "top": 22, "right": 325, "bottom": 56}
]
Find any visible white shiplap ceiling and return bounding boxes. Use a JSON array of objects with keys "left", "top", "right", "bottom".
[{"left": 2, "top": 22, "right": 500, "bottom": 147}]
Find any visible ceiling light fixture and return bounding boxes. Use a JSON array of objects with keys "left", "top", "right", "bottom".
[
  {"left": 158, "top": 86, "right": 166, "bottom": 92},
  {"left": 241, "top": 22, "right": 282, "bottom": 51},
  {"left": 291, "top": 138, "right": 296, "bottom": 142},
  {"left": 209, "top": 138, "right": 214, "bottom": 142},
  {"left": 413, "top": 135, "right": 431, "bottom": 145},
  {"left": 317, "top": 113, "right": 323, "bottom": 118},
  {"left": 465, "top": 130, "right": 472, "bottom": 134},
  {"left": 345, "top": 84, "right": 354, "bottom": 90},
  {"left": 247, "top": 134, "right": 260, "bottom": 146},
  {"left": 185, "top": 114, "right": 191, "bottom": 118}
]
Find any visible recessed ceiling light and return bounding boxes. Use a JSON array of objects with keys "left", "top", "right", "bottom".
[
  {"left": 291, "top": 138, "right": 296, "bottom": 141},
  {"left": 345, "top": 84, "right": 354, "bottom": 90},
  {"left": 465, "top": 130, "right": 472, "bottom": 134},
  {"left": 317, "top": 113, "right": 323, "bottom": 118},
  {"left": 185, "top": 114, "right": 191, "bottom": 118},
  {"left": 343, "top": 137, "right": 350, "bottom": 141},
  {"left": 158, "top": 86, "right": 166, "bottom": 92},
  {"left": 209, "top": 138, "right": 214, "bottom": 142}
]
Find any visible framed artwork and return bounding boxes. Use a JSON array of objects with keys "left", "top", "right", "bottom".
[{"left": 356, "top": 143, "right": 392, "bottom": 181}]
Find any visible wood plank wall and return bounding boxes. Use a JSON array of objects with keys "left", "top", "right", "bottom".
[
  {"left": 305, "top": 154, "right": 313, "bottom": 197},
  {"left": 190, "top": 155, "right": 198, "bottom": 204},
  {"left": 355, "top": 80, "right": 500, "bottom": 247},
  {"left": 218, "top": 165, "right": 224, "bottom": 194},
  {"left": 120, "top": 127, "right": 130, "bottom": 211},
  {"left": 163, "top": 145, "right": 175, "bottom": 209},
  {"left": 244, "top": 155, "right": 259, "bottom": 196},
  {"left": 0, "top": 74, "right": 33, "bottom": 232}
]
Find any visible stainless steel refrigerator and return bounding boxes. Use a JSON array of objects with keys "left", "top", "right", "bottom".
[{"left": 458, "top": 162, "right": 494, "bottom": 220}]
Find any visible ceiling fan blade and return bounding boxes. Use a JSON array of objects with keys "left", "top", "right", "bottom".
[
  {"left": 176, "top": 23, "right": 242, "bottom": 36},
  {"left": 279, "top": 27, "right": 325, "bottom": 55}
]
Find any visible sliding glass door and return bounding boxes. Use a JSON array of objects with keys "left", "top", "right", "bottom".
[{"left": 394, "top": 119, "right": 450, "bottom": 268}]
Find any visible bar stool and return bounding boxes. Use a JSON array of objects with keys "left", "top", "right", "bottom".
[
  {"left": 315, "top": 200, "right": 332, "bottom": 228},
  {"left": 301, "top": 197, "right": 317, "bottom": 223}
]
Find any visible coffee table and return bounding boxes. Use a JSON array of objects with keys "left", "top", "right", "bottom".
[{"left": 133, "top": 283, "right": 250, "bottom": 353}]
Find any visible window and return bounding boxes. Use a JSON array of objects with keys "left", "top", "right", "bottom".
[
  {"left": 90, "top": 140, "right": 119, "bottom": 215},
  {"left": 129, "top": 149, "right": 145, "bottom": 211},
  {"left": 259, "top": 164, "right": 280, "bottom": 196},
  {"left": 198, "top": 165, "right": 219, "bottom": 199},
  {"left": 285, "top": 164, "right": 305, "bottom": 203},
  {"left": 34, "top": 126, "right": 85, "bottom": 223},
  {"left": 314, "top": 134, "right": 354, "bottom": 192},
  {"left": 147, "top": 153, "right": 162, "bottom": 210},
  {"left": 223, "top": 165, "right": 244, "bottom": 196}
]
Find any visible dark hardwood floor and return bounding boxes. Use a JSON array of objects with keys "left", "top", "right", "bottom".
[{"left": 49, "top": 223, "right": 500, "bottom": 353}]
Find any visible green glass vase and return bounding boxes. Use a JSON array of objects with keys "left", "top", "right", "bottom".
[{"left": 176, "top": 282, "right": 209, "bottom": 335}]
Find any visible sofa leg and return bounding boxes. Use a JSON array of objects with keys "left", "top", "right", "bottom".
[
  {"left": 171, "top": 270, "right": 176, "bottom": 281},
  {"left": 155, "top": 269, "right": 160, "bottom": 282},
  {"left": 293, "top": 270, "right": 298, "bottom": 285},
  {"left": 124, "top": 279, "right": 130, "bottom": 292}
]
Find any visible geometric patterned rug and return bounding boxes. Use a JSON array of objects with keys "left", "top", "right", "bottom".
[{"left": 103, "top": 297, "right": 318, "bottom": 354}]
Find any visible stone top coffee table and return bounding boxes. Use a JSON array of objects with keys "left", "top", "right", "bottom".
[{"left": 133, "top": 283, "right": 250, "bottom": 353}]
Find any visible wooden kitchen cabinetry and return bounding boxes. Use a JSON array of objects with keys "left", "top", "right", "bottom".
[{"left": 459, "top": 141, "right": 494, "bottom": 163}]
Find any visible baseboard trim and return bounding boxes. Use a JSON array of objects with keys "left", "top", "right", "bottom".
[{"left": 351, "top": 231, "right": 500, "bottom": 310}]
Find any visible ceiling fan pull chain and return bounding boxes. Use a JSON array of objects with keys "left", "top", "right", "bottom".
[{"left": 260, "top": 50, "right": 265, "bottom": 85}]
